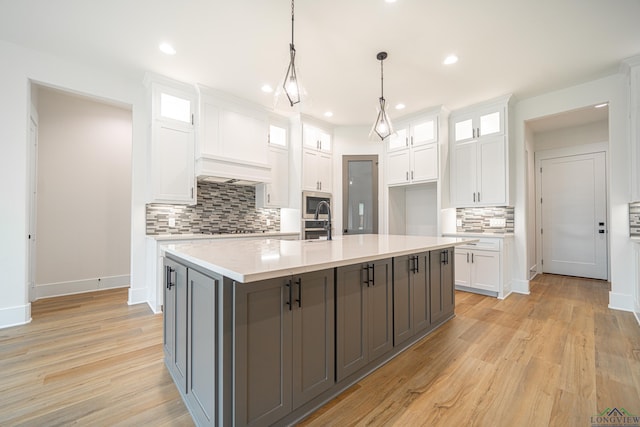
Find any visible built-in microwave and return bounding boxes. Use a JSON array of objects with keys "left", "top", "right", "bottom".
[{"left": 302, "top": 191, "right": 332, "bottom": 219}]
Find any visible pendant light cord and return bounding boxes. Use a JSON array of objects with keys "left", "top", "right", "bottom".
[
  {"left": 291, "top": 0, "right": 295, "bottom": 47},
  {"left": 380, "top": 58, "right": 384, "bottom": 100}
]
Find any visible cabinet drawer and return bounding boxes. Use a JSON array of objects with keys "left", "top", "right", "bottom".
[{"left": 457, "top": 239, "right": 500, "bottom": 251}]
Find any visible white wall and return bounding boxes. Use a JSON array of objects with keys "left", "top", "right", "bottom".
[
  {"left": 0, "top": 40, "right": 149, "bottom": 328},
  {"left": 34, "top": 87, "right": 132, "bottom": 297},
  {"left": 515, "top": 73, "right": 634, "bottom": 311},
  {"left": 534, "top": 120, "right": 608, "bottom": 152}
]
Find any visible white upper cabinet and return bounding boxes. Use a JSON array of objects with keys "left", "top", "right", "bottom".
[
  {"left": 386, "top": 113, "right": 439, "bottom": 186},
  {"left": 257, "top": 121, "right": 290, "bottom": 208},
  {"left": 302, "top": 149, "right": 332, "bottom": 192},
  {"left": 450, "top": 95, "right": 511, "bottom": 207},
  {"left": 452, "top": 103, "right": 505, "bottom": 143},
  {"left": 196, "top": 87, "right": 270, "bottom": 183},
  {"left": 303, "top": 124, "right": 332, "bottom": 153},
  {"left": 146, "top": 76, "right": 196, "bottom": 205},
  {"left": 299, "top": 120, "right": 333, "bottom": 192}
]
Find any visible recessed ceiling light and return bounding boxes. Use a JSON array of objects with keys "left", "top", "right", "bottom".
[
  {"left": 395, "top": 103, "right": 406, "bottom": 110},
  {"left": 261, "top": 84, "right": 274, "bottom": 93},
  {"left": 324, "top": 111, "right": 334, "bottom": 118},
  {"left": 385, "top": 0, "right": 397, "bottom": 3},
  {"left": 594, "top": 103, "right": 608, "bottom": 108},
  {"left": 443, "top": 54, "right": 458, "bottom": 65},
  {"left": 159, "top": 43, "right": 176, "bottom": 55}
]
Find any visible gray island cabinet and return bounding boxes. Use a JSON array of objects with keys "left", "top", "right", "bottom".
[{"left": 161, "top": 235, "right": 475, "bottom": 426}]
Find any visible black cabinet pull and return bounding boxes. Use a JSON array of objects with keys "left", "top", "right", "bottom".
[
  {"left": 295, "top": 278, "right": 302, "bottom": 308},
  {"left": 285, "top": 280, "right": 292, "bottom": 311},
  {"left": 409, "top": 256, "right": 415, "bottom": 274},
  {"left": 369, "top": 265, "right": 375, "bottom": 286},
  {"left": 166, "top": 266, "right": 175, "bottom": 290},
  {"left": 415, "top": 255, "right": 420, "bottom": 273}
]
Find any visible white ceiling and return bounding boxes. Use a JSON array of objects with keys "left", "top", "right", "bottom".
[{"left": 1, "top": 0, "right": 639, "bottom": 126}]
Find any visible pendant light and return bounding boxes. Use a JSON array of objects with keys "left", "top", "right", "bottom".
[
  {"left": 283, "top": 0, "right": 301, "bottom": 106},
  {"left": 371, "top": 51, "right": 394, "bottom": 140}
]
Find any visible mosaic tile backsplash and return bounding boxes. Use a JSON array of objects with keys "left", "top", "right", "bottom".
[
  {"left": 630, "top": 202, "right": 640, "bottom": 236},
  {"left": 456, "top": 206, "right": 515, "bottom": 233},
  {"left": 146, "top": 181, "right": 280, "bottom": 235}
]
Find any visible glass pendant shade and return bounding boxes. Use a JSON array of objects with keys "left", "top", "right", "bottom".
[{"left": 284, "top": 43, "right": 301, "bottom": 106}]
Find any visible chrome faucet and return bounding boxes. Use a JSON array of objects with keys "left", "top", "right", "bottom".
[{"left": 314, "top": 201, "right": 332, "bottom": 240}]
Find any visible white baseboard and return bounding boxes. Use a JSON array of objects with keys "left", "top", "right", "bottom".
[
  {"left": 0, "top": 303, "right": 32, "bottom": 329},
  {"left": 127, "top": 286, "right": 154, "bottom": 310},
  {"left": 608, "top": 292, "right": 635, "bottom": 312},
  {"left": 36, "top": 275, "right": 130, "bottom": 300},
  {"left": 512, "top": 278, "right": 530, "bottom": 295}
]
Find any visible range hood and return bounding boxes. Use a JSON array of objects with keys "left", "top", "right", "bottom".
[{"left": 195, "top": 154, "right": 271, "bottom": 186}]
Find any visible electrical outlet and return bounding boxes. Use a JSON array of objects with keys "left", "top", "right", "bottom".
[
  {"left": 489, "top": 218, "right": 506, "bottom": 228},
  {"left": 456, "top": 219, "right": 462, "bottom": 227},
  {"left": 266, "top": 219, "right": 271, "bottom": 227},
  {"left": 168, "top": 217, "right": 176, "bottom": 227}
]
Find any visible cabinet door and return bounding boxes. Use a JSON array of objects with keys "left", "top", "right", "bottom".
[
  {"left": 336, "top": 264, "right": 368, "bottom": 381},
  {"left": 186, "top": 269, "right": 219, "bottom": 427},
  {"left": 163, "top": 259, "right": 188, "bottom": 391},
  {"left": 318, "top": 130, "right": 332, "bottom": 153},
  {"left": 411, "top": 142, "right": 438, "bottom": 182},
  {"left": 471, "top": 250, "right": 500, "bottom": 292},
  {"left": 388, "top": 126, "right": 409, "bottom": 152},
  {"left": 259, "top": 147, "right": 289, "bottom": 208},
  {"left": 368, "top": 259, "right": 393, "bottom": 361},
  {"left": 412, "top": 252, "right": 430, "bottom": 334},
  {"left": 317, "top": 152, "right": 333, "bottom": 192},
  {"left": 451, "top": 140, "right": 477, "bottom": 206},
  {"left": 477, "top": 136, "right": 506, "bottom": 205},
  {"left": 478, "top": 106, "right": 504, "bottom": 138},
  {"left": 292, "top": 270, "right": 335, "bottom": 409},
  {"left": 454, "top": 249, "right": 471, "bottom": 286},
  {"left": 430, "top": 248, "right": 454, "bottom": 326},
  {"left": 411, "top": 117, "right": 437, "bottom": 147},
  {"left": 151, "top": 121, "right": 195, "bottom": 204},
  {"left": 442, "top": 248, "right": 455, "bottom": 317},
  {"left": 393, "top": 255, "right": 413, "bottom": 346},
  {"left": 235, "top": 278, "right": 292, "bottom": 426},
  {"left": 387, "top": 149, "right": 410, "bottom": 185},
  {"left": 452, "top": 113, "right": 475, "bottom": 143},
  {"left": 302, "top": 149, "right": 320, "bottom": 191}
]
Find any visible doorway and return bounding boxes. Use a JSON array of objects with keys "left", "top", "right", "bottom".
[
  {"left": 342, "top": 155, "right": 378, "bottom": 235},
  {"left": 29, "top": 84, "right": 132, "bottom": 302},
  {"left": 537, "top": 150, "right": 608, "bottom": 280}
]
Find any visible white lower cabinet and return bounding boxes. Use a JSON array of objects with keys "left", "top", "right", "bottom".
[{"left": 448, "top": 235, "right": 512, "bottom": 299}]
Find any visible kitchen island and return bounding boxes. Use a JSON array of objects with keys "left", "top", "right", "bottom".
[{"left": 162, "top": 234, "right": 476, "bottom": 427}]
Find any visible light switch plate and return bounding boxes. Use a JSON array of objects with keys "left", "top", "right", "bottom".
[
  {"left": 168, "top": 217, "right": 176, "bottom": 227},
  {"left": 489, "top": 218, "right": 506, "bottom": 227}
]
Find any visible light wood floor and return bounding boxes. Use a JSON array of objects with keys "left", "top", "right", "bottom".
[{"left": 1, "top": 275, "right": 638, "bottom": 426}]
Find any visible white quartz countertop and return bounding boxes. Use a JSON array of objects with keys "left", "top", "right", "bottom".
[
  {"left": 163, "top": 234, "right": 478, "bottom": 283},
  {"left": 148, "top": 231, "right": 300, "bottom": 242}
]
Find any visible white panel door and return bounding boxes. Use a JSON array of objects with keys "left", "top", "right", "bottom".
[{"left": 541, "top": 152, "right": 607, "bottom": 279}]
